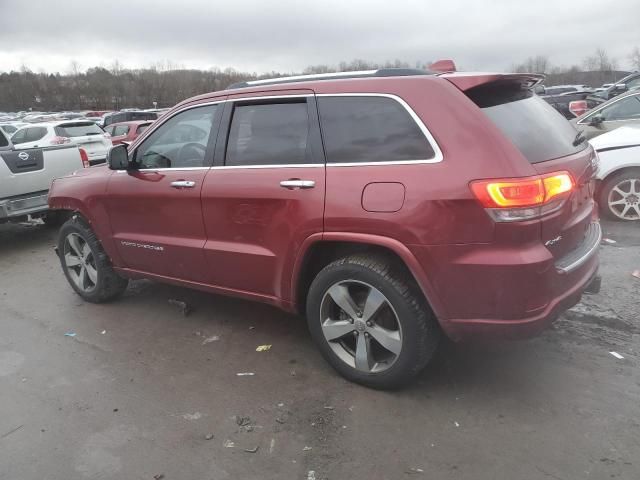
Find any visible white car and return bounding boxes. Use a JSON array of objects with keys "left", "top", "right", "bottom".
[
  {"left": 589, "top": 125, "right": 640, "bottom": 221},
  {"left": 11, "top": 121, "right": 112, "bottom": 166}
]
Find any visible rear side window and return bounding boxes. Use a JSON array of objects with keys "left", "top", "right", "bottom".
[
  {"left": 55, "top": 122, "right": 103, "bottom": 137},
  {"left": 468, "top": 84, "right": 586, "bottom": 164},
  {"left": 113, "top": 125, "right": 130, "bottom": 136},
  {"left": 226, "top": 101, "right": 311, "bottom": 166},
  {"left": 318, "top": 96, "right": 435, "bottom": 163}
]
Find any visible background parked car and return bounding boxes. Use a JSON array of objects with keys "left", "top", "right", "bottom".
[
  {"left": 11, "top": 121, "right": 112, "bottom": 165},
  {"left": 541, "top": 89, "right": 593, "bottom": 119},
  {"left": 105, "top": 120, "right": 154, "bottom": 145},
  {"left": 585, "top": 71, "right": 640, "bottom": 108},
  {"left": 572, "top": 90, "right": 640, "bottom": 139},
  {"left": 590, "top": 125, "right": 640, "bottom": 221},
  {"left": 102, "top": 110, "right": 158, "bottom": 127}
]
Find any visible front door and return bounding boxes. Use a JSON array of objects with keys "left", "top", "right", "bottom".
[
  {"left": 105, "top": 101, "right": 223, "bottom": 282},
  {"left": 200, "top": 93, "right": 325, "bottom": 300}
]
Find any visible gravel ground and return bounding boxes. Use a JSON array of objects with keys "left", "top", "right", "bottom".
[{"left": 0, "top": 219, "right": 638, "bottom": 480}]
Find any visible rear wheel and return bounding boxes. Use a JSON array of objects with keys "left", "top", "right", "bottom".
[
  {"left": 599, "top": 170, "right": 640, "bottom": 221},
  {"left": 57, "top": 217, "right": 128, "bottom": 302},
  {"left": 306, "top": 255, "right": 440, "bottom": 389}
]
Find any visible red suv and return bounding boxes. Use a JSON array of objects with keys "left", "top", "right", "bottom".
[{"left": 49, "top": 68, "right": 601, "bottom": 388}]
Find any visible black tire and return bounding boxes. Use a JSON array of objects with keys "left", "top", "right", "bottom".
[
  {"left": 598, "top": 169, "right": 640, "bottom": 221},
  {"left": 306, "top": 254, "right": 440, "bottom": 389},
  {"left": 43, "top": 211, "right": 69, "bottom": 228},
  {"left": 57, "top": 216, "right": 129, "bottom": 303}
]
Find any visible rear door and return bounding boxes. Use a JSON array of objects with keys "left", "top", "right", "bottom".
[
  {"left": 200, "top": 91, "right": 325, "bottom": 299},
  {"left": 105, "top": 101, "right": 224, "bottom": 281}
]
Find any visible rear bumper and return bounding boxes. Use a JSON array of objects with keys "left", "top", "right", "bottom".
[
  {"left": 0, "top": 191, "right": 49, "bottom": 221},
  {"left": 410, "top": 222, "right": 602, "bottom": 342}
]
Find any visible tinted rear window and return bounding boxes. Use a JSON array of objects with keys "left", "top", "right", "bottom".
[
  {"left": 318, "top": 96, "right": 435, "bottom": 163},
  {"left": 468, "top": 84, "right": 586, "bottom": 163},
  {"left": 0, "top": 130, "right": 8, "bottom": 147},
  {"left": 56, "top": 122, "right": 103, "bottom": 137}
]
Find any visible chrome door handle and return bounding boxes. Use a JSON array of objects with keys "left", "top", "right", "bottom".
[
  {"left": 170, "top": 180, "right": 196, "bottom": 188},
  {"left": 279, "top": 179, "right": 315, "bottom": 189}
]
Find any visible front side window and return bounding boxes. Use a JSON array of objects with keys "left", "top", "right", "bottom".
[
  {"left": 134, "top": 104, "right": 218, "bottom": 169},
  {"left": 226, "top": 101, "right": 311, "bottom": 166},
  {"left": 318, "top": 96, "right": 435, "bottom": 163},
  {"left": 11, "top": 128, "right": 27, "bottom": 144},
  {"left": 599, "top": 95, "right": 640, "bottom": 121}
]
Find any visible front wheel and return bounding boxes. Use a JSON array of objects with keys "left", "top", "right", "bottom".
[
  {"left": 306, "top": 255, "right": 440, "bottom": 389},
  {"left": 57, "top": 217, "right": 129, "bottom": 303},
  {"left": 599, "top": 170, "right": 640, "bottom": 221}
]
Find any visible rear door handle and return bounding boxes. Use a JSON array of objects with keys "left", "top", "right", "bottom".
[
  {"left": 279, "top": 179, "right": 315, "bottom": 189},
  {"left": 170, "top": 180, "right": 196, "bottom": 188}
]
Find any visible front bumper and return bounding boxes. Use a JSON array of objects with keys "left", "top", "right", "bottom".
[{"left": 0, "top": 192, "right": 49, "bottom": 221}]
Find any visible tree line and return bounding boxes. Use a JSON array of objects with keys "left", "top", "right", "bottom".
[
  {"left": 512, "top": 47, "right": 640, "bottom": 86},
  {"left": 1, "top": 49, "right": 638, "bottom": 112}
]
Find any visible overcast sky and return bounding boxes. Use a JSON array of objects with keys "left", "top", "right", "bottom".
[{"left": 0, "top": 0, "right": 638, "bottom": 74}]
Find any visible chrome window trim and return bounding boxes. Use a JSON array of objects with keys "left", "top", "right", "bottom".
[
  {"left": 131, "top": 93, "right": 443, "bottom": 171},
  {"left": 212, "top": 163, "right": 323, "bottom": 170},
  {"left": 315, "top": 93, "right": 443, "bottom": 166}
]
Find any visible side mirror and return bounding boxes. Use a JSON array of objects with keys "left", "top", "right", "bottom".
[
  {"left": 588, "top": 114, "right": 604, "bottom": 127},
  {"left": 107, "top": 144, "right": 131, "bottom": 170}
]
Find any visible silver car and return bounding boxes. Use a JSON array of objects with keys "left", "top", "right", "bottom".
[{"left": 571, "top": 90, "right": 640, "bottom": 140}]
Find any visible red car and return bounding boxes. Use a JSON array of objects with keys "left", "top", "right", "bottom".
[
  {"left": 105, "top": 120, "right": 154, "bottom": 146},
  {"left": 49, "top": 68, "right": 601, "bottom": 388}
]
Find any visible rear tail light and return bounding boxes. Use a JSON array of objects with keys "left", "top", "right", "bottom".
[
  {"left": 79, "top": 148, "right": 90, "bottom": 168},
  {"left": 470, "top": 172, "right": 574, "bottom": 222},
  {"left": 50, "top": 136, "right": 70, "bottom": 145},
  {"left": 569, "top": 100, "right": 588, "bottom": 117}
]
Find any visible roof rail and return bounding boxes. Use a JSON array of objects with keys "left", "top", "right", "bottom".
[{"left": 226, "top": 68, "right": 435, "bottom": 89}]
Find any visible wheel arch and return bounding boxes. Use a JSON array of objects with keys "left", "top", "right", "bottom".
[{"left": 290, "top": 233, "right": 445, "bottom": 320}]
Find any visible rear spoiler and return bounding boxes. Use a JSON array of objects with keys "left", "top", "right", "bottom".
[{"left": 440, "top": 73, "right": 545, "bottom": 91}]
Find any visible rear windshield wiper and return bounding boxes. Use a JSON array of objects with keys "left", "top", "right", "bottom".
[{"left": 573, "top": 131, "right": 586, "bottom": 147}]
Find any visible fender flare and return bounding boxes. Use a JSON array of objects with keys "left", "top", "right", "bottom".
[{"left": 289, "top": 232, "right": 446, "bottom": 320}]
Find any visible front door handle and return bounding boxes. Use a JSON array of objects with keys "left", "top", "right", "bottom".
[
  {"left": 279, "top": 179, "right": 315, "bottom": 190},
  {"left": 170, "top": 180, "right": 196, "bottom": 189}
]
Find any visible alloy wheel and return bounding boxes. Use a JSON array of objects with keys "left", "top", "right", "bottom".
[
  {"left": 63, "top": 233, "right": 98, "bottom": 293},
  {"left": 319, "top": 280, "right": 403, "bottom": 373},
  {"left": 608, "top": 178, "right": 640, "bottom": 220}
]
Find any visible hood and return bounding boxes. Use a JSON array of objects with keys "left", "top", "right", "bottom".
[{"left": 589, "top": 125, "right": 640, "bottom": 151}]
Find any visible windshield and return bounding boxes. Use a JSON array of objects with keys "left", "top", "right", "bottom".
[{"left": 468, "top": 83, "right": 587, "bottom": 163}]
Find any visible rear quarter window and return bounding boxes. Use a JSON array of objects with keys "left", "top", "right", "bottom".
[
  {"left": 0, "top": 130, "right": 8, "bottom": 147},
  {"left": 468, "top": 84, "right": 586, "bottom": 163},
  {"left": 317, "top": 96, "right": 435, "bottom": 163}
]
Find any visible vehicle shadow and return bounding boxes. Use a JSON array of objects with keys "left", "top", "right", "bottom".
[{"left": 0, "top": 221, "right": 57, "bottom": 256}]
